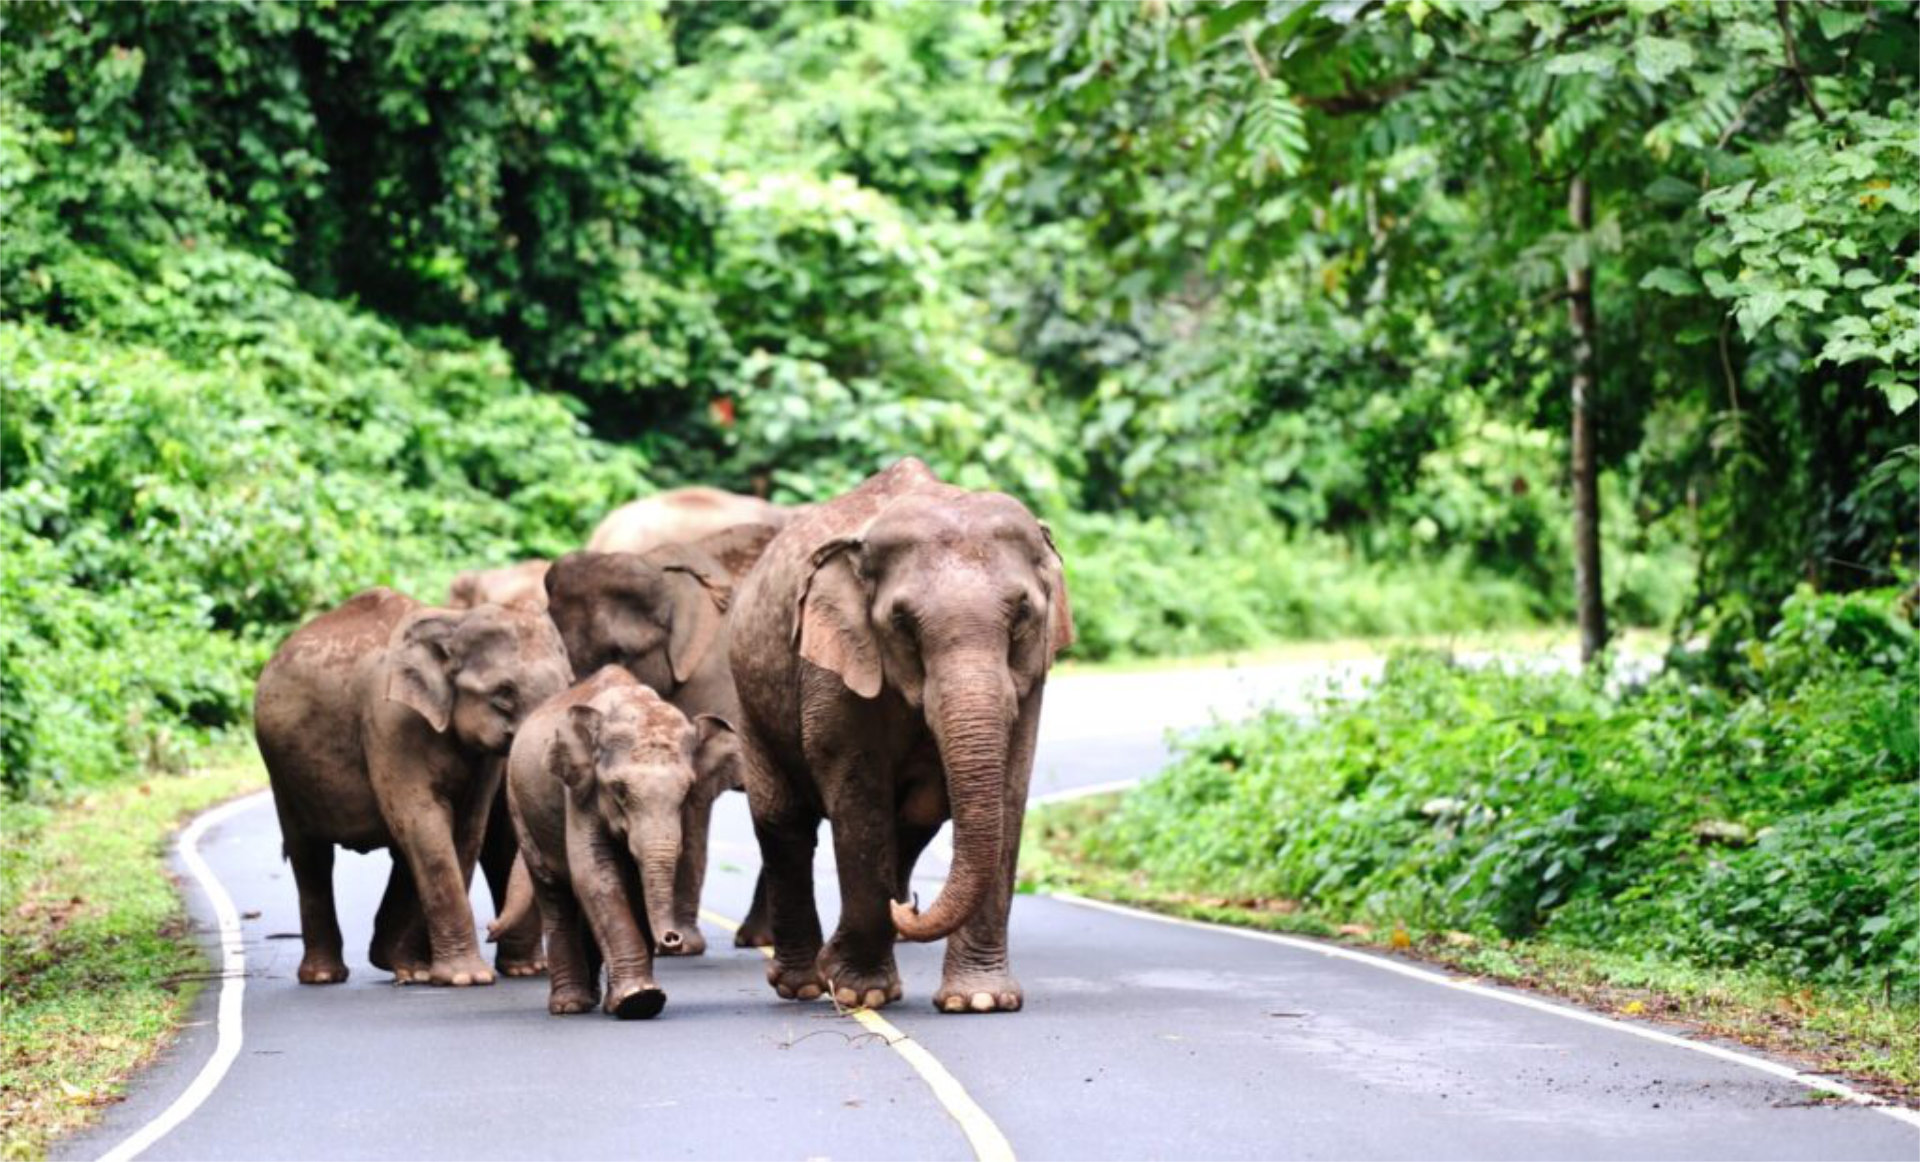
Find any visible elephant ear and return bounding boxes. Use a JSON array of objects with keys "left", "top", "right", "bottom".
[
  {"left": 387, "top": 612, "right": 461, "bottom": 732},
  {"left": 1038, "top": 522, "right": 1076, "bottom": 663},
  {"left": 646, "top": 544, "right": 730, "bottom": 687},
  {"left": 690, "top": 714, "right": 742, "bottom": 794},
  {"left": 795, "top": 537, "right": 882, "bottom": 699},
  {"left": 548, "top": 704, "right": 603, "bottom": 794}
]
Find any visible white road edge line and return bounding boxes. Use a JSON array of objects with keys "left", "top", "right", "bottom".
[
  {"left": 1046, "top": 891, "right": 1920, "bottom": 1131},
  {"left": 98, "top": 791, "right": 270, "bottom": 1162},
  {"left": 698, "top": 909, "right": 1016, "bottom": 1162}
]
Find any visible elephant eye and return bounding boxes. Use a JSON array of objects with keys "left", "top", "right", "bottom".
[
  {"left": 1012, "top": 594, "right": 1034, "bottom": 625},
  {"left": 891, "top": 607, "right": 917, "bottom": 639},
  {"left": 491, "top": 684, "right": 518, "bottom": 713}
]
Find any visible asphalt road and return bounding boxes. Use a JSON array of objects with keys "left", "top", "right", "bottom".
[{"left": 62, "top": 653, "right": 1920, "bottom": 1161}]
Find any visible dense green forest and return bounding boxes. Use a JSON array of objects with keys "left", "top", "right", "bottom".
[{"left": 2, "top": 0, "right": 1914, "bottom": 803}]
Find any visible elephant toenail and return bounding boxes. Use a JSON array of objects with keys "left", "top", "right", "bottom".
[
  {"left": 970, "top": 992, "right": 995, "bottom": 1011},
  {"left": 835, "top": 987, "right": 858, "bottom": 1006},
  {"left": 797, "top": 984, "right": 822, "bottom": 1000},
  {"left": 943, "top": 995, "right": 966, "bottom": 1012},
  {"left": 864, "top": 989, "right": 887, "bottom": 1008},
  {"left": 776, "top": 984, "right": 794, "bottom": 998}
]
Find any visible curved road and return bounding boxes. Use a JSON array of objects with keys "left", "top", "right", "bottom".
[{"left": 60, "top": 655, "right": 1919, "bottom": 1161}]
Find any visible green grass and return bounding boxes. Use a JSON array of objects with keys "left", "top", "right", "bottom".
[
  {"left": 0, "top": 753, "right": 265, "bottom": 1160},
  {"left": 1022, "top": 793, "right": 1920, "bottom": 1103}
]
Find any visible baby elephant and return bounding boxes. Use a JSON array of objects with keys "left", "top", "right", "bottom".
[
  {"left": 254, "top": 589, "right": 572, "bottom": 987},
  {"left": 505, "top": 666, "right": 732, "bottom": 1018}
]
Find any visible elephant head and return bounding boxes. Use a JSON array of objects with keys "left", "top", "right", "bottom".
[
  {"left": 795, "top": 490, "right": 1074, "bottom": 942},
  {"left": 386, "top": 604, "right": 573, "bottom": 755},
  {"left": 544, "top": 549, "right": 729, "bottom": 692},
  {"left": 546, "top": 681, "right": 733, "bottom": 953}
]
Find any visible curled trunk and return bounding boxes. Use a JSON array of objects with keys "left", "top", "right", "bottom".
[{"left": 892, "top": 662, "right": 1009, "bottom": 942}]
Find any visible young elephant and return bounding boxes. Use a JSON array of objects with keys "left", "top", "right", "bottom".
[
  {"left": 505, "top": 666, "right": 731, "bottom": 1018},
  {"left": 254, "top": 589, "right": 572, "bottom": 986},
  {"left": 727, "top": 458, "right": 1073, "bottom": 1014},
  {"left": 542, "top": 522, "right": 777, "bottom": 952}
]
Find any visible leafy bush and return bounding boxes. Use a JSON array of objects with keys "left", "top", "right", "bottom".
[
  {"left": 1053, "top": 506, "right": 1544, "bottom": 661},
  {"left": 1079, "top": 588, "right": 1918, "bottom": 993}
]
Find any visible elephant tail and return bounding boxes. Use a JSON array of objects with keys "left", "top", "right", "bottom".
[{"left": 486, "top": 852, "right": 537, "bottom": 941}]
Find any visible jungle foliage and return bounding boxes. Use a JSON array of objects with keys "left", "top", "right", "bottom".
[
  {"left": 1, "top": 1, "right": 1914, "bottom": 799},
  {"left": 1063, "top": 588, "right": 1919, "bottom": 997}
]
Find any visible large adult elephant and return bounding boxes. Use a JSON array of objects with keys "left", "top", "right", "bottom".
[
  {"left": 587, "top": 487, "right": 792, "bottom": 556},
  {"left": 540, "top": 522, "right": 781, "bottom": 952},
  {"left": 448, "top": 560, "right": 550, "bottom": 612},
  {"left": 727, "top": 459, "right": 1073, "bottom": 1013},
  {"left": 254, "top": 590, "right": 573, "bottom": 986}
]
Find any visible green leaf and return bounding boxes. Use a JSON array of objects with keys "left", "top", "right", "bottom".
[
  {"left": 1545, "top": 48, "right": 1619, "bottom": 76},
  {"left": 1633, "top": 36, "right": 1695, "bottom": 83},
  {"left": 1639, "top": 267, "right": 1701, "bottom": 296},
  {"left": 1872, "top": 373, "right": 1917, "bottom": 415},
  {"left": 1737, "top": 290, "right": 1787, "bottom": 336}
]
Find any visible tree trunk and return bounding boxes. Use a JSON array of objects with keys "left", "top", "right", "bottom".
[{"left": 1567, "top": 174, "right": 1608, "bottom": 665}]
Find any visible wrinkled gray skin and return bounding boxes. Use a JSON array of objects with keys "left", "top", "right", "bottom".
[
  {"left": 254, "top": 589, "right": 572, "bottom": 987},
  {"left": 448, "top": 560, "right": 550, "bottom": 612},
  {"left": 537, "top": 523, "right": 777, "bottom": 953},
  {"left": 505, "top": 666, "right": 730, "bottom": 1018},
  {"left": 587, "top": 487, "right": 792, "bottom": 556},
  {"left": 727, "top": 459, "right": 1073, "bottom": 1013}
]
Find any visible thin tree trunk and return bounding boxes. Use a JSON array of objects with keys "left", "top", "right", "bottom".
[{"left": 1566, "top": 174, "right": 1608, "bottom": 665}]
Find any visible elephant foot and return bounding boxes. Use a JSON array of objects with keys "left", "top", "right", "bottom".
[
  {"left": 297, "top": 952, "right": 350, "bottom": 985},
  {"left": 732, "top": 921, "right": 774, "bottom": 949},
  {"left": 934, "top": 971, "right": 1023, "bottom": 1014},
  {"left": 496, "top": 947, "right": 547, "bottom": 977},
  {"left": 818, "top": 943, "right": 902, "bottom": 1010},
  {"left": 548, "top": 986, "right": 599, "bottom": 1015},
  {"left": 387, "top": 960, "right": 433, "bottom": 985},
  {"left": 428, "top": 953, "right": 496, "bottom": 987},
  {"left": 765, "top": 957, "right": 825, "bottom": 1001},
  {"left": 657, "top": 925, "right": 706, "bottom": 957},
  {"left": 605, "top": 979, "right": 666, "bottom": 1020}
]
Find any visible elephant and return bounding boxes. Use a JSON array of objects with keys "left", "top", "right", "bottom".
[
  {"left": 726, "top": 457, "right": 1073, "bottom": 1014},
  {"left": 540, "top": 521, "right": 778, "bottom": 952},
  {"left": 503, "top": 665, "right": 732, "bottom": 1018},
  {"left": 253, "top": 589, "right": 573, "bottom": 986},
  {"left": 448, "top": 560, "right": 551, "bottom": 612},
  {"left": 586, "top": 487, "right": 793, "bottom": 557}
]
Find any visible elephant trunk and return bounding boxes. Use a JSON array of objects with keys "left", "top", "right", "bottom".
[
  {"left": 633, "top": 822, "right": 685, "bottom": 954},
  {"left": 892, "top": 654, "right": 1011, "bottom": 943},
  {"left": 485, "top": 852, "right": 537, "bottom": 942}
]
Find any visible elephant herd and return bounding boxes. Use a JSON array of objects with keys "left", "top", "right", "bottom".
[{"left": 253, "top": 459, "right": 1073, "bottom": 1019}]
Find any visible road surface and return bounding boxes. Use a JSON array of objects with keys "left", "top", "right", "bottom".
[{"left": 61, "top": 654, "right": 1920, "bottom": 1160}]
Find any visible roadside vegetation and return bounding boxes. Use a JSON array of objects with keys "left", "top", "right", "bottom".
[
  {"left": 0, "top": 757, "right": 263, "bottom": 1158},
  {"left": 1025, "top": 587, "right": 1920, "bottom": 1095},
  {"left": 0, "top": 0, "right": 1914, "bottom": 1146}
]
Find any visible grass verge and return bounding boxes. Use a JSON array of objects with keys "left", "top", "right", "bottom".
[
  {"left": 1021, "top": 793, "right": 1920, "bottom": 1105},
  {"left": 0, "top": 753, "right": 266, "bottom": 1160}
]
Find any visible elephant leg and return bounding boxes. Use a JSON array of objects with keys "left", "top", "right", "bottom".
[
  {"left": 383, "top": 787, "right": 494, "bottom": 987},
  {"left": 369, "top": 858, "right": 430, "bottom": 982},
  {"left": 665, "top": 782, "right": 718, "bottom": 957},
  {"left": 740, "top": 735, "right": 824, "bottom": 999},
  {"left": 934, "top": 698, "right": 1041, "bottom": 1015},
  {"left": 893, "top": 820, "right": 940, "bottom": 906},
  {"left": 819, "top": 787, "right": 903, "bottom": 1010},
  {"left": 480, "top": 797, "right": 543, "bottom": 977},
  {"left": 535, "top": 877, "right": 596, "bottom": 1015},
  {"left": 734, "top": 870, "right": 774, "bottom": 949},
  {"left": 565, "top": 825, "right": 663, "bottom": 1020},
  {"left": 283, "top": 832, "right": 348, "bottom": 984}
]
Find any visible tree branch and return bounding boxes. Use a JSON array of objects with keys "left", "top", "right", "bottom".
[{"left": 1774, "top": 0, "right": 1830, "bottom": 123}]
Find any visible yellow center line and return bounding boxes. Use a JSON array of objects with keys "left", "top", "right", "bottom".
[{"left": 698, "top": 909, "right": 1016, "bottom": 1162}]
